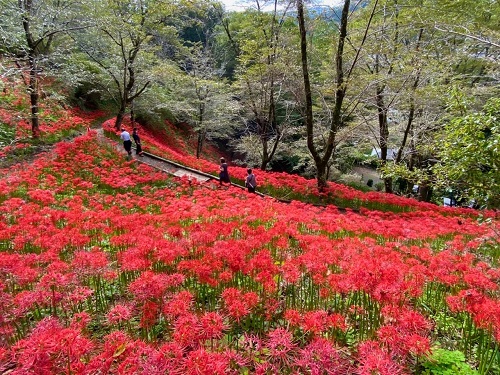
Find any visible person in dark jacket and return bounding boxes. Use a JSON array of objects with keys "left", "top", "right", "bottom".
[
  {"left": 219, "top": 158, "right": 230, "bottom": 185},
  {"left": 132, "top": 128, "right": 144, "bottom": 156},
  {"left": 245, "top": 168, "right": 257, "bottom": 193}
]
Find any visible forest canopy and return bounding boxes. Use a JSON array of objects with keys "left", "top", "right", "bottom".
[{"left": 0, "top": 0, "right": 498, "bottom": 207}]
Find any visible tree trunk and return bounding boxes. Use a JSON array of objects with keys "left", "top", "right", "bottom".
[
  {"left": 115, "top": 107, "right": 126, "bottom": 130},
  {"left": 22, "top": 0, "right": 41, "bottom": 138},
  {"left": 260, "top": 142, "right": 269, "bottom": 171},
  {"left": 418, "top": 184, "right": 432, "bottom": 202},
  {"left": 28, "top": 55, "right": 40, "bottom": 138},
  {"left": 316, "top": 161, "right": 328, "bottom": 191},
  {"left": 196, "top": 129, "right": 205, "bottom": 159},
  {"left": 297, "top": 0, "right": 351, "bottom": 191},
  {"left": 376, "top": 83, "right": 392, "bottom": 194}
]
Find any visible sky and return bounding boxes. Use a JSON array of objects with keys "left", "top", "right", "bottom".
[{"left": 219, "top": 0, "right": 343, "bottom": 12}]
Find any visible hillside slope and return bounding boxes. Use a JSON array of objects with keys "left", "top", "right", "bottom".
[{"left": 1, "top": 94, "right": 499, "bottom": 373}]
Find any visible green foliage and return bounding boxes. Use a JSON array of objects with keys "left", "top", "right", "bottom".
[
  {"left": 214, "top": 6, "right": 303, "bottom": 168},
  {"left": 1, "top": 0, "right": 498, "bottom": 199},
  {"left": 374, "top": 181, "right": 384, "bottom": 192},
  {"left": 421, "top": 348, "right": 479, "bottom": 375},
  {"left": 333, "top": 142, "right": 375, "bottom": 174},
  {"left": 343, "top": 179, "right": 373, "bottom": 193},
  {"left": 0, "top": 122, "right": 16, "bottom": 148},
  {"left": 434, "top": 97, "right": 500, "bottom": 208}
]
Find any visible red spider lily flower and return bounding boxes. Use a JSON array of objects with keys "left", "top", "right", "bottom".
[
  {"left": 128, "top": 271, "right": 184, "bottom": 301},
  {"left": 263, "top": 298, "right": 281, "bottom": 320},
  {"left": 246, "top": 250, "right": 280, "bottom": 292},
  {"left": 13, "top": 290, "right": 47, "bottom": 317},
  {"left": 377, "top": 306, "right": 432, "bottom": 358},
  {"left": 140, "top": 300, "right": 160, "bottom": 328},
  {"left": 472, "top": 298, "right": 500, "bottom": 335},
  {"left": 103, "top": 271, "right": 118, "bottom": 283},
  {"left": 211, "top": 239, "right": 252, "bottom": 273},
  {"left": 199, "top": 311, "right": 227, "bottom": 341},
  {"left": 184, "top": 348, "right": 231, "bottom": 375},
  {"left": 301, "top": 310, "right": 329, "bottom": 335},
  {"left": 357, "top": 340, "right": 408, "bottom": 375},
  {"left": 377, "top": 325, "right": 405, "bottom": 353},
  {"left": 328, "top": 313, "right": 348, "bottom": 332},
  {"left": 281, "top": 260, "right": 302, "bottom": 284},
  {"left": 70, "top": 311, "right": 91, "bottom": 331},
  {"left": 381, "top": 306, "right": 433, "bottom": 335},
  {"left": 243, "top": 291, "right": 259, "bottom": 308},
  {"left": 155, "top": 240, "right": 189, "bottom": 264},
  {"left": 221, "top": 287, "right": 259, "bottom": 322},
  {"left": 27, "top": 189, "right": 56, "bottom": 205},
  {"left": 463, "top": 269, "right": 499, "bottom": 292},
  {"left": 163, "top": 290, "right": 194, "bottom": 318},
  {"left": 85, "top": 330, "right": 131, "bottom": 373},
  {"left": 114, "top": 340, "right": 172, "bottom": 375},
  {"left": 0, "top": 253, "right": 39, "bottom": 286},
  {"left": 12, "top": 317, "right": 94, "bottom": 374},
  {"left": 218, "top": 270, "right": 233, "bottom": 283},
  {"left": 296, "top": 337, "right": 352, "bottom": 375},
  {"left": 0, "top": 347, "right": 8, "bottom": 368},
  {"left": 239, "top": 333, "right": 264, "bottom": 354},
  {"left": 63, "top": 286, "right": 94, "bottom": 308},
  {"left": 107, "top": 304, "right": 133, "bottom": 325},
  {"left": 157, "top": 341, "right": 186, "bottom": 373},
  {"left": 447, "top": 289, "right": 500, "bottom": 338},
  {"left": 254, "top": 362, "right": 277, "bottom": 374},
  {"left": 405, "top": 334, "right": 431, "bottom": 356},
  {"left": 178, "top": 258, "right": 219, "bottom": 286},
  {"left": 173, "top": 313, "right": 200, "bottom": 347},
  {"left": 72, "top": 247, "right": 109, "bottom": 277},
  {"left": 284, "top": 309, "right": 302, "bottom": 327},
  {"left": 265, "top": 327, "right": 297, "bottom": 365},
  {"left": 446, "top": 294, "right": 465, "bottom": 313},
  {"left": 118, "top": 246, "right": 153, "bottom": 272}
]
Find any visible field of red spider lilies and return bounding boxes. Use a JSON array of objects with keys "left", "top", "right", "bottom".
[{"left": 1, "top": 92, "right": 500, "bottom": 374}]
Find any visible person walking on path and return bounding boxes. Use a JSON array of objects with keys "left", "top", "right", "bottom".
[
  {"left": 132, "top": 128, "right": 144, "bottom": 156},
  {"left": 219, "top": 157, "right": 230, "bottom": 185},
  {"left": 120, "top": 128, "right": 132, "bottom": 156},
  {"left": 245, "top": 168, "right": 257, "bottom": 193}
]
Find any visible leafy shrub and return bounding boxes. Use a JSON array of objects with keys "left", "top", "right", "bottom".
[
  {"left": 375, "top": 182, "right": 384, "bottom": 191},
  {"left": 421, "top": 348, "right": 479, "bottom": 375},
  {"left": 339, "top": 173, "right": 362, "bottom": 186}
]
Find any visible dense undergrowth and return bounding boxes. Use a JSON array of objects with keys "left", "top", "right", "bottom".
[{"left": 1, "top": 83, "right": 500, "bottom": 374}]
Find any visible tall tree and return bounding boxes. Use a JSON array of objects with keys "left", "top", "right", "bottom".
[
  {"left": 170, "top": 43, "right": 241, "bottom": 159},
  {"left": 216, "top": 1, "right": 299, "bottom": 170},
  {"left": 297, "top": 0, "right": 379, "bottom": 189},
  {"left": 0, "top": 0, "right": 84, "bottom": 137},
  {"left": 72, "top": 0, "right": 176, "bottom": 130},
  {"left": 372, "top": 0, "right": 499, "bottom": 200},
  {"left": 356, "top": 0, "right": 428, "bottom": 194}
]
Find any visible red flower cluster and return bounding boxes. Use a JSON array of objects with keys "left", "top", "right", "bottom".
[{"left": 0, "top": 117, "right": 498, "bottom": 373}]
